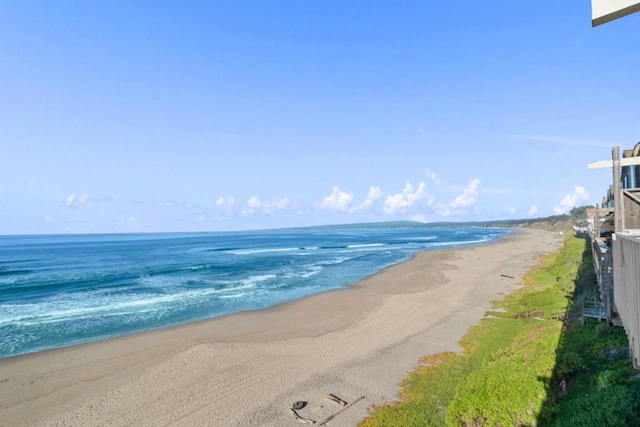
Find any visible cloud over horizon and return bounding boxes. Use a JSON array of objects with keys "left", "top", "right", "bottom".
[
  {"left": 383, "top": 181, "right": 433, "bottom": 215},
  {"left": 355, "top": 186, "right": 383, "bottom": 212},
  {"left": 319, "top": 186, "right": 354, "bottom": 212},
  {"left": 553, "top": 186, "right": 589, "bottom": 215},
  {"left": 243, "top": 196, "right": 293, "bottom": 216},
  {"left": 505, "top": 203, "right": 538, "bottom": 217},
  {"left": 436, "top": 178, "right": 481, "bottom": 217},
  {"left": 215, "top": 196, "right": 235, "bottom": 216}
]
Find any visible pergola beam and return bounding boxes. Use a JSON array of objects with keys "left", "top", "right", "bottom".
[
  {"left": 588, "top": 156, "right": 640, "bottom": 170},
  {"left": 592, "top": 0, "right": 640, "bottom": 26}
]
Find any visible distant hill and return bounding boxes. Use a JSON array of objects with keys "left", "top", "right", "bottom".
[
  {"left": 447, "top": 216, "right": 572, "bottom": 232},
  {"left": 281, "top": 215, "right": 575, "bottom": 232}
]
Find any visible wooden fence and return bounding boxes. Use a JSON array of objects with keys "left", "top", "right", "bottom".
[
  {"left": 591, "top": 237, "right": 613, "bottom": 322},
  {"left": 513, "top": 309, "right": 544, "bottom": 319},
  {"left": 612, "top": 232, "right": 640, "bottom": 369}
]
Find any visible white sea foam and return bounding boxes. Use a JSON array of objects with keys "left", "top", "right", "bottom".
[
  {"left": 0, "top": 282, "right": 247, "bottom": 327},
  {"left": 428, "top": 238, "right": 489, "bottom": 247},
  {"left": 242, "top": 274, "right": 277, "bottom": 286},
  {"left": 230, "top": 247, "right": 300, "bottom": 255},
  {"left": 300, "top": 266, "right": 323, "bottom": 278},
  {"left": 318, "top": 257, "right": 351, "bottom": 266},
  {"left": 335, "top": 244, "right": 393, "bottom": 254},
  {"left": 182, "top": 264, "right": 213, "bottom": 271},
  {"left": 218, "top": 293, "right": 246, "bottom": 299}
]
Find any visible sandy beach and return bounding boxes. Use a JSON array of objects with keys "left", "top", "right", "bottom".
[{"left": 0, "top": 228, "right": 561, "bottom": 427}]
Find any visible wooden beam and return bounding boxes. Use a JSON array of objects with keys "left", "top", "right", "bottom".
[
  {"left": 623, "top": 190, "right": 640, "bottom": 205},
  {"left": 613, "top": 147, "right": 623, "bottom": 232},
  {"left": 589, "top": 160, "right": 614, "bottom": 169},
  {"left": 588, "top": 156, "right": 640, "bottom": 170}
]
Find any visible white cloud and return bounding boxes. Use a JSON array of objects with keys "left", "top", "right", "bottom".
[
  {"left": 216, "top": 197, "right": 235, "bottom": 216},
  {"left": 319, "top": 186, "right": 354, "bottom": 212},
  {"left": 65, "top": 192, "right": 89, "bottom": 208},
  {"left": 355, "top": 186, "right": 383, "bottom": 211},
  {"left": 425, "top": 168, "right": 441, "bottom": 185},
  {"left": 553, "top": 186, "right": 589, "bottom": 215},
  {"left": 243, "top": 196, "right": 262, "bottom": 216},
  {"left": 436, "top": 178, "right": 481, "bottom": 217},
  {"left": 383, "top": 182, "right": 433, "bottom": 215},
  {"left": 216, "top": 197, "right": 235, "bottom": 208},
  {"left": 262, "top": 197, "right": 292, "bottom": 214},
  {"left": 244, "top": 196, "right": 294, "bottom": 216},
  {"left": 248, "top": 196, "right": 262, "bottom": 209},
  {"left": 505, "top": 204, "right": 538, "bottom": 217},
  {"left": 450, "top": 178, "right": 480, "bottom": 209}
]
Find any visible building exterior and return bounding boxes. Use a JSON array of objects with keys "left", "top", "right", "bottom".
[{"left": 588, "top": 144, "right": 640, "bottom": 367}]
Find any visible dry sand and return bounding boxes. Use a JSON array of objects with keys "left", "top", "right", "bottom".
[{"left": 0, "top": 228, "right": 562, "bottom": 427}]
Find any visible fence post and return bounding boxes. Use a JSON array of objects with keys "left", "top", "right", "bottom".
[{"left": 613, "top": 146, "right": 623, "bottom": 232}]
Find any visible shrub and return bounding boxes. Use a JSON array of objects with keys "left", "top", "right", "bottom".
[
  {"left": 551, "top": 384, "right": 640, "bottom": 427},
  {"left": 595, "top": 323, "right": 611, "bottom": 336},
  {"left": 596, "top": 370, "right": 623, "bottom": 390},
  {"left": 555, "top": 351, "right": 586, "bottom": 378}
]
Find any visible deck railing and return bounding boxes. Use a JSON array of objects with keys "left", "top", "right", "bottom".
[
  {"left": 612, "top": 232, "right": 640, "bottom": 368},
  {"left": 591, "top": 236, "right": 613, "bottom": 321}
]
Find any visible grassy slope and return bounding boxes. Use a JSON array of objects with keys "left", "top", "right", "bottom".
[{"left": 361, "top": 235, "right": 640, "bottom": 427}]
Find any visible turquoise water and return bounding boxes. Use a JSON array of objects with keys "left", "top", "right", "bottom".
[{"left": 0, "top": 226, "right": 511, "bottom": 359}]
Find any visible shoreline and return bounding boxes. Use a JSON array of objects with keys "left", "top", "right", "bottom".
[
  {"left": 1, "top": 230, "right": 511, "bottom": 360},
  {"left": 0, "top": 228, "right": 562, "bottom": 426}
]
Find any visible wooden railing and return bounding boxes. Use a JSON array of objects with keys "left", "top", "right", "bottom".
[
  {"left": 623, "top": 189, "right": 640, "bottom": 229},
  {"left": 513, "top": 309, "right": 544, "bottom": 319},
  {"left": 591, "top": 236, "right": 614, "bottom": 322},
  {"left": 612, "top": 232, "right": 640, "bottom": 369}
]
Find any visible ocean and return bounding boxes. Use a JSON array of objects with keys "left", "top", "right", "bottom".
[{"left": 0, "top": 226, "right": 512, "bottom": 359}]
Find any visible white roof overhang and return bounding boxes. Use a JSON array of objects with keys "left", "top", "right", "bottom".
[{"left": 592, "top": 0, "right": 640, "bottom": 26}]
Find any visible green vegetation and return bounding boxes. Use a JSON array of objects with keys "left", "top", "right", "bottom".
[
  {"left": 569, "top": 205, "right": 591, "bottom": 219},
  {"left": 361, "top": 234, "right": 640, "bottom": 426},
  {"left": 540, "top": 321, "right": 640, "bottom": 426}
]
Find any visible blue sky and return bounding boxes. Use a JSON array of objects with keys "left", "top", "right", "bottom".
[{"left": 1, "top": 1, "right": 638, "bottom": 234}]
